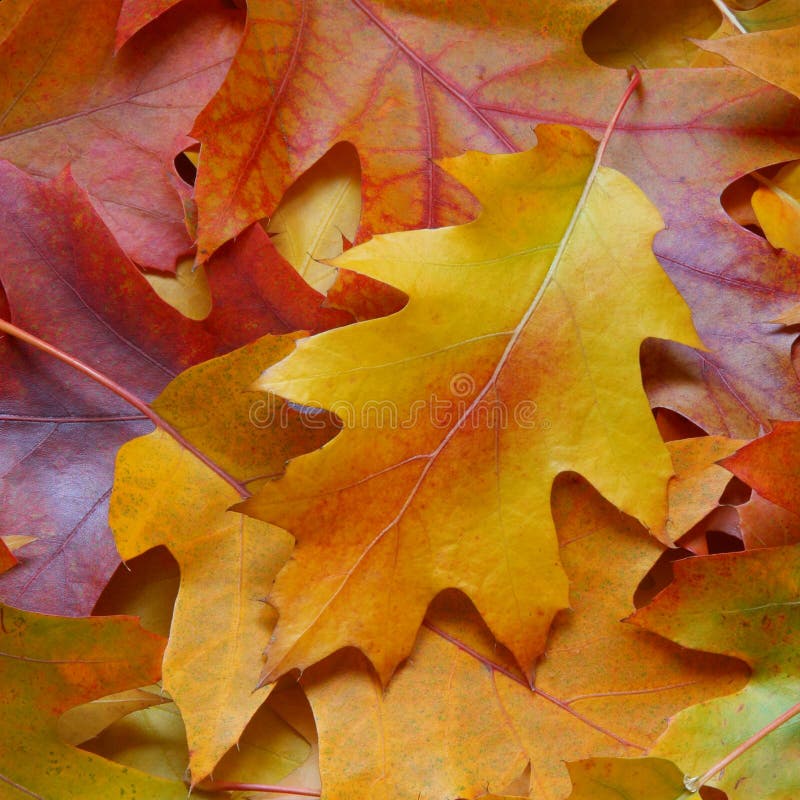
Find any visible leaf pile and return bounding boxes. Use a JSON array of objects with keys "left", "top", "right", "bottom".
[{"left": 2, "top": 2, "right": 800, "bottom": 799}]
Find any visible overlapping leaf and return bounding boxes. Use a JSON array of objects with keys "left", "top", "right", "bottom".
[
  {"left": 242, "top": 125, "right": 701, "bottom": 683},
  {"left": 750, "top": 161, "right": 800, "bottom": 258},
  {"left": 739, "top": 491, "right": 800, "bottom": 548},
  {"left": 665, "top": 435, "right": 743, "bottom": 541},
  {"left": 722, "top": 421, "right": 800, "bottom": 515},
  {"left": 109, "top": 334, "right": 335, "bottom": 781},
  {"left": 115, "top": 0, "right": 187, "bottom": 49},
  {"left": 633, "top": 544, "right": 800, "bottom": 799},
  {"left": 79, "top": 694, "right": 311, "bottom": 792},
  {"left": 583, "top": 0, "right": 729, "bottom": 69},
  {"left": 188, "top": 0, "right": 800, "bottom": 440},
  {"left": 0, "top": 163, "right": 345, "bottom": 616},
  {"left": 300, "top": 478, "right": 745, "bottom": 800},
  {"left": 0, "top": 0, "right": 244, "bottom": 270},
  {"left": 0, "top": 605, "right": 191, "bottom": 798},
  {"left": 565, "top": 758, "right": 687, "bottom": 800},
  {"left": 266, "top": 142, "right": 362, "bottom": 293},
  {"left": 697, "top": 25, "right": 800, "bottom": 98},
  {"left": 3, "top": 1, "right": 800, "bottom": 795}
]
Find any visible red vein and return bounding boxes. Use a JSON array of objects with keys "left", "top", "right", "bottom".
[
  {"left": 0, "top": 414, "right": 147, "bottom": 423},
  {"left": 350, "top": 0, "right": 516, "bottom": 151},
  {"left": 423, "top": 620, "right": 528, "bottom": 686},
  {"left": 217, "top": 1, "right": 308, "bottom": 232},
  {"left": 423, "top": 621, "right": 644, "bottom": 750},
  {"left": 0, "top": 318, "right": 250, "bottom": 498},
  {"left": 419, "top": 66, "right": 436, "bottom": 228},
  {"left": 657, "top": 252, "right": 800, "bottom": 297}
]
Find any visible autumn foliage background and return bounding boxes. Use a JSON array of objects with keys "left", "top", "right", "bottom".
[{"left": 2, "top": 0, "right": 800, "bottom": 798}]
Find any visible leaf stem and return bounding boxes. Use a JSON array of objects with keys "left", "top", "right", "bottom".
[
  {"left": 596, "top": 67, "right": 641, "bottom": 163},
  {"left": 709, "top": 0, "right": 748, "bottom": 34},
  {"left": 0, "top": 317, "right": 251, "bottom": 498},
  {"left": 683, "top": 697, "right": 800, "bottom": 793},
  {"left": 198, "top": 782, "right": 321, "bottom": 796}
]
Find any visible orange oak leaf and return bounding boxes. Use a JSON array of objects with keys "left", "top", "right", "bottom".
[
  {"left": 665, "top": 435, "right": 744, "bottom": 541},
  {"left": 241, "top": 125, "right": 702, "bottom": 684},
  {"left": 720, "top": 420, "right": 800, "bottom": 516},
  {"left": 300, "top": 478, "right": 744, "bottom": 800},
  {"left": 0, "top": 605, "right": 192, "bottom": 798},
  {"left": 193, "top": 0, "right": 763, "bottom": 257},
  {"left": 697, "top": 26, "right": 800, "bottom": 98},
  {"left": 0, "top": 0, "right": 243, "bottom": 270}
]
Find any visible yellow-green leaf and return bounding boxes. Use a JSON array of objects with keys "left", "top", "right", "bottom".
[{"left": 0, "top": 605, "right": 189, "bottom": 798}]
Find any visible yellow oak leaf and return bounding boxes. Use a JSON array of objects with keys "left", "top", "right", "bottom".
[
  {"left": 583, "top": 0, "right": 725, "bottom": 69},
  {"left": 267, "top": 142, "right": 362, "bottom": 294},
  {"left": 748, "top": 162, "right": 800, "bottom": 258},
  {"left": 109, "top": 334, "right": 335, "bottom": 782},
  {"left": 82, "top": 695, "right": 311, "bottom": 791},
  {"left": 241, "top": 124, "right": 703, "bottom": 684},
  {"left": 564, "top": 758, "right": 687, "bottom": 800}
]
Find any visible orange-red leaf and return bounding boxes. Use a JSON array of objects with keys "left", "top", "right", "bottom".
[
  {"left": 0, "top": 0, "right": 242, "bottom": 270},
  {"left": 721, "top": 420, "right": 800, "bottom": 516}
]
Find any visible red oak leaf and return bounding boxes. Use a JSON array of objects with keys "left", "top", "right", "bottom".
[{"left": 0, "top": 162, "right": 348, "bottom": 615}]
